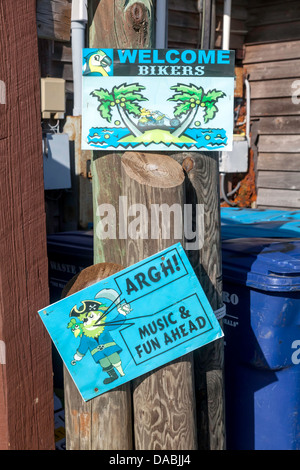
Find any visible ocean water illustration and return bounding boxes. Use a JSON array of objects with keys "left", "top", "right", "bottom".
[{"left": 87, "top": 126, "right": 227, "bottom": 150}]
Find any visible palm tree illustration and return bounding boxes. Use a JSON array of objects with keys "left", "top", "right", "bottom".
[
  {"left": 90, "top": 82, "right": 148, "bottom": 137},
  {"left": 168, "top": 83, "right": 226, "bottom": 137}
]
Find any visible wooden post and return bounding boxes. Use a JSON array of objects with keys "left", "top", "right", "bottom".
[
  {"left": 62, "top": 263, "right": 133, "bottom": 450},
  {"left": 62, "top": 0, "right": 155, "bottom": 450},
  {"left": 0, "top": 0, "right": 54, "bottom": 450},
  {"left": 179, "top": 151, "right": 225, "bottom": 450}
]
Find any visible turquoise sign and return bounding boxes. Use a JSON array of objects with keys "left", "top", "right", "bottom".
[
  {"left": 39, "top": 243, "right": 223, "bottom": 401},
  {"left": 82, "top": 48, "right": 235, "bottom": 152}
]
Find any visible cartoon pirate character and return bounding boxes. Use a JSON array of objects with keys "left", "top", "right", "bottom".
[{"left": 68, "top": 296, "right": 131, "bottom": 385}]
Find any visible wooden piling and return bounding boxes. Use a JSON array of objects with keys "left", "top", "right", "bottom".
[
  {"left": 62, "top": 263, "right": 133, "bottom": 450},
  {"left": 121, "top": 152, "right": 198, "bottom": 450}
]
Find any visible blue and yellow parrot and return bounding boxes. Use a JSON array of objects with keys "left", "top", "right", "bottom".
[{"left": 83, "top": 49, "right": 112, "bottom": 76}]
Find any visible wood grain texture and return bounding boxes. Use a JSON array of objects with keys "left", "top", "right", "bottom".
[
  {"left": 180, "top": 152, "right": 225, "bottom": 450},
  {"left": 257, "top": 153, "right": 300, "bottom": 170},
  {"left": 255, "top": 117, "right": 300, "bottom": 135},
  {"left": 257, "top": 171, "right": 300, "bottom": 190},
  {"left": 36, "top": 0, "right": 72, "bottom": 42},
  {"left": 244, "top": 40, "right": 300, "bottom": 64},
  {"left": 258, "top": 135, "right": 300, "bottom": 153},
  {"left": 67, "top": 0, "right": 155, "bottom": 451},
  {"left": 0, "top": 0, "right": 54, "bottom": 450},
  {"left": 121, "top": 152, "right": 197, "bottom": 450},
  {"left": 257, "top": 188, "right": 300, "bottom": 208},
  {"left": 62, "top": 263, "right": 133, "bottom": 450}
]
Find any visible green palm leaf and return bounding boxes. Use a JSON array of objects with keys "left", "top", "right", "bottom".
[
  {"left": 202, "top": 89, "right": 226, "bottom": 103},
  {"left": 91, "top": 88, "right": 114, "bottom": 102},
  {"left": 97, "top": 101, "right": 113, "bottom": 122},
  {"left": 170, "top": 83, "right": 203, "bottom": 98},
  {"left": 173, "top": 101, "right": 192, "bottom": 117},
  {"left": 124, "top": 101, "right": 143, "bottom": 117}
]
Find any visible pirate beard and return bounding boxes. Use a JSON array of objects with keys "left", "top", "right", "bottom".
[{"left": 82, "top": 317, "right": 106, "bottom": 338}]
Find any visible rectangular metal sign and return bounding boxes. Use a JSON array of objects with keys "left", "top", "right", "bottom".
[
  {"left": 81, "top": 48, "right": 235, "bottom": 152},
  {"left": 39, "top": 243, "right": 223, "bottom": 401}
]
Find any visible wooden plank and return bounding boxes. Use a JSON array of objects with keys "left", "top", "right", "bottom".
[
  {"left": 246, "top": 59, "right": 300, "bottom": 81},
  {"left": 250, "top": 78, "right": 298, "bottom": 99},
  {"left": 0, "top": 0, "right": 54, "bottom": 450},
  {"left": 121, "top": 153, "right": 197, "bottom": 450},
  {"left": 245, "top": 21, "right": 300, "bottom": 45},
  {"left": 215, "top": 31, "right": 245, "bottom": 50},
  {"left": 244, "top": 40, "right": 300, "bottom": 64},
  {"left": 258, "top": 135, "right": 300, "bottom": 153},
  {"left": 63, "top": 263, "right": 133, "bottom": 451},
  {"left": 247, "top": 1, "right": 300, "bottom": 27},
  {"left": 168, "top": 10, "right": 200, "bottom": 29},
  {"left": 216, "top": 2, "right": 247, "bottom": 21},
  {"left": 257, "top": 188, "right": 300, "bottom": 208},
  {"left": 255, "top": 117, "right": 300, "bottom": 135},
  {"left": 257, "top": 153, "right": 300, "bottom": 170},
  {"left": 216, "top": 17, "right": 247, "bottom": 34},
  {"left": 257, "top": 171, "right": 300, "bottom": 189},
  {"left": 250, "top": 98, "right": 300, "bottom": 117},
  {"left": 36, "top": 0, "right": 71, "bottom": 42},
  {"left": 168, "top": 0, "right": 198, "bottom": 13},
  {"left": 168, "top": 25, "right": 199, "bottom": 45}
]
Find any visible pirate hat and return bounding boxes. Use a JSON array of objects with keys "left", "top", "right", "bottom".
[{"left": 70, "top": 300, "right": 108, "bottom": 317}]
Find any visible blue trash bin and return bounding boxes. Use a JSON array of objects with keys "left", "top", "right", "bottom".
[
  {"left": 222, "top": 238, "right": 300, "bottom": 450},
  {"left": 47, "top": 230, "right": 94, "bottom": 303},
  {"left": 47, "top": 231, "right": 94, "bottom": 388}
]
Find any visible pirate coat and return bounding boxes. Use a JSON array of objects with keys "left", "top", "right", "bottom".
[{"left": 76, "top": 313, "right": 126, "bottom": 362}]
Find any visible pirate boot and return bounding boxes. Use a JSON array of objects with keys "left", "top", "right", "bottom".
[{"left": 103, "top": 365, "right": 118, "bottom": 384}]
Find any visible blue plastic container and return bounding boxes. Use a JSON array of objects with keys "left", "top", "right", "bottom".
[
  {"left": 222, "top": 238, "right": 300, "bottom": 450},
  {"left": 47, "top": 230, "right": 94, "bottom": 303},
  {"left": 47, "top": 231, "right": 94, "bottom": 388},
  {"left": 221, "top": 208, "right": 300, "bottom": 240}
]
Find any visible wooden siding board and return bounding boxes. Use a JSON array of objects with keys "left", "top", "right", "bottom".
[
  {"left": 245, "top": 21, "right": 300, "bottom": 45},
  {"left": 246, "top": 59, "right": 300, "bottom": 81},
  {"left": 36, "top": 0, "right": 71, "bottom": 42},
  {"left": 247, "top": 1, "right": 300, "bottom": 27},
  {"left": 250, "top": 98, "right": 300, "bottom": 117},
  {"left": 250, "top": 78, "right": 298, "bottom": 99},
  {"left": 257, "top": 171, "right": 300, "bottom": 189},
  {"left": 244, "top": 40, "right": 300, "bottom": 64},
  {"left": 255, "top": 116, "right": 300, "bottom": 135},
  {"left": 257, "top": 153, "right": 300, "bottom": 170},
  {"left": 257, "top": 188, "right": 300, "bottom": 208},
  {"left": 258, "top": 135, "right": 300, "bottom": 153}
]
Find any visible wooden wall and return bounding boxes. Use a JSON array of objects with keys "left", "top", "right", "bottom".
[
  {"left": 244, "top": 0, "right": 300, "bottom": 209},
  {"left": 168, "top": 0, "right": 248, "bottom": 54}
]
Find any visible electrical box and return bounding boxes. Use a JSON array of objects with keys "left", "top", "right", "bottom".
[
  {"left": 43, "top": 133, "right": 71, "bottom": 190},
  {"left": 219, "top": 135, "right": 248, "bottom": 173},
  {"left": 41, "top": 78, "right": 66, "bottom": 119}
]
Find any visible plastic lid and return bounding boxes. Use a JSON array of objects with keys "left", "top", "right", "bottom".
[
  {"left": 221, "top": 238, "right": 300, "bottom": 291},
  {"left": 47, "top": 231, "right": 93, "bottom": 253}
]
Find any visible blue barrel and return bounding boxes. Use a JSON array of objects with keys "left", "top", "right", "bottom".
[
  {"left": 47, "top": 231, "right": 94, "bottom": 388},
  {"left": 222, "top": 238, "right": 300, "bottom": 450},
  {"left": 221, "top": 208, "right": 300, "bottom": 240},
  {"left": 47, "top": 230, "right": 94, "bottom": 303}
]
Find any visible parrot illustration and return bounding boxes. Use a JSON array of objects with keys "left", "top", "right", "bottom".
[{"left": 82, "top": 49, "right": 112, "bottom": 76}]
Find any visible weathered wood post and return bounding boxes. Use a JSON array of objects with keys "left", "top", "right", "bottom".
[
  {"left": 63, "top": 263, "right": 133, "bottom": 450},
  {"left": 63, "top": 0, "right": 156, "bottom": 450},
  {"left": 181, "top": 152, "right": 225, "bottom": 450},
  {"left": 0, "top": 0, "right": 54, "bottom": 450},
  {"left": 121, "top": 152, "right": 197, "bottom": 449},
  {"left": 64, "top": 0, "right": 225, "bottom": 451}
]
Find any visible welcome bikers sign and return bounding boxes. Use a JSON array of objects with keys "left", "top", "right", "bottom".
[
  {"left": 39, "top": 243, "right": 223, "bottom": 401},
  {"left": 81, "top": 48, "right": 235, "bottom": 152}
]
